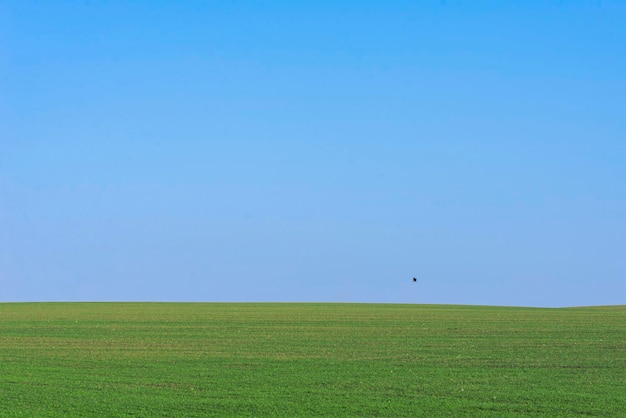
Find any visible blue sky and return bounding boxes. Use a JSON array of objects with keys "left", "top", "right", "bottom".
[{"left": 1, "top": 1, "right": 624, "bottom": 306}]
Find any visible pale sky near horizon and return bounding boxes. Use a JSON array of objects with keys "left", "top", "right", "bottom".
[{"left": 1, "top": 1, "right": 625, "bottom": 307}]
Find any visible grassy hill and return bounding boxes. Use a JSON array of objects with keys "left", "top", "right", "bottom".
[{"left": 1, "top": 303, "right": 624, "bottom": 416}]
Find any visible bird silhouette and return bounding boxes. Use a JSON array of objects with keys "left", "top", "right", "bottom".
[{"left": 412, "top": 277, "right": 417, "bottom": 283}]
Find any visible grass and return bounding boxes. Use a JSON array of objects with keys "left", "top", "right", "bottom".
[{"left": 0, "top": 303, "right": 624, "bottom": 416}]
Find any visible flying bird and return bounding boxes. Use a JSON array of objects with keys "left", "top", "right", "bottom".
[{"left": 412, "top": 277, "right": 417, "bottom": 283}]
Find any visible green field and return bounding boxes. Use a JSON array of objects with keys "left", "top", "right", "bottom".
[{"left": 1, "top": 303, "right": 624, "bottom": 416}]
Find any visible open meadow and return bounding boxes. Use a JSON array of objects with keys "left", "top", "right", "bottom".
[{"left": 0, "top": 303, "right": 624, "bottom": 416}]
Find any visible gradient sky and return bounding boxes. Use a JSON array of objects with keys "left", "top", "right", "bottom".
[{"left": 2, "top": 1, "right": 625, "bottom": 306}]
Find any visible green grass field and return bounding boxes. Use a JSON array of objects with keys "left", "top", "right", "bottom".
[{"left": 1, "top": 303, "right": 624, "bottom": 416}]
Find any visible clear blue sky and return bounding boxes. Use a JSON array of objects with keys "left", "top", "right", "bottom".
[{"left": 2, "top": 1, "right": 624, "bottom": 306}]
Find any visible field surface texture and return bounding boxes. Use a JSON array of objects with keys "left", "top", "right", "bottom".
[{"left": 0, "top": 303, "right": 624, "bottom": 417}]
